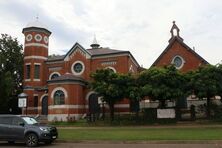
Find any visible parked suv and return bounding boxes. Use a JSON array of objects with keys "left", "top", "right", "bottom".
[{"left": 0, "top": 115, "right": 58, "bottom": 147}]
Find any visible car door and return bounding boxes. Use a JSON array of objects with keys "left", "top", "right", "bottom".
[
  {"left": 0, "top": 117, "right": 13, "bottom": 140},
  {"left": 11, "top": 117, "right": 25, "bottom": 140}
]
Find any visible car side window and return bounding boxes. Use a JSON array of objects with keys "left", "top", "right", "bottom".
[
  {"left": 12, "top": 117, "right": 24, "bottom": 126},
  {"left": 0, "top": 117, "right": 12, "bottom": 125}
]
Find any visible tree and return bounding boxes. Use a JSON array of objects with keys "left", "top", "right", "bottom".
[
  {"left": 138, "top": 65, "right": 186, "bottom": 108},
  {"left": 0, "top": 34, "right": 23, "bottom": 114},
  {"left": 90, "top": 69, "right": 125, "bottom": 121},
  {"left": 189, "top": 65, "right": 220, "bottom": 118},
  {"left": 122, "top": 74, "right": 142, "bottom": 119},
  {"left": 216, "top": 64, "right": 222, "bottom": 99}
]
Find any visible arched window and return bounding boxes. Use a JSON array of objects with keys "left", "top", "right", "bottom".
[
  {"left": 54, "top": 90, "right": 65, "bottom": 105},
  {"left": 106, "top": 66, "right": 116, "bottom": 73},
  {"left": 49, "top": 72, "right": 60, "bottom": 80},
  {"left": 51, "top": 73, "right": 59, "bottom": 79}
]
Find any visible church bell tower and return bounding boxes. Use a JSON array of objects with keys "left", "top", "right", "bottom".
[{"left": 22, "top": 17, "right": 51, "bottom": 114}]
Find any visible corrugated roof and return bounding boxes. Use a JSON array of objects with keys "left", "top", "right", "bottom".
[
  {"left": 47, "top": 73, "right": 86, "bottom": 85},
  {"left": 47, "top": 55, "right": 65, "bottom": 61},
  {"left": 87, "top": 48, "right": 128, "bottom": 55},
  {"left": 45, "top": 44, "right": 139, "bottom": 67}
]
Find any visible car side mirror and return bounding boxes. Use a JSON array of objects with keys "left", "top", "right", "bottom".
[{"left": 19, "top": 122, "right": 25, "bottom": 126}]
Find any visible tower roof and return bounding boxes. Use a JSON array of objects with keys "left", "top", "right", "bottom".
[
  {"left": 23, "top": 16, "right": 51, "bottom": 34},
  {"left": 90, "top": 35, "right": 100, "bottom": 49},
  {"left": 26, "top": 16, "right": 47, "bottom": 29}
]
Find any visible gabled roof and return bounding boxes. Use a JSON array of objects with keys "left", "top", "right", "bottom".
[
  {"left": 64, "top": 42, "right": 92, "bottom": 61},
  {"left": 87, "top": 48, "right": 140, "bottom": 67},
  {"left": 46, "top": 43, "right": 140, "bottom": 67},
  {"left": 151, "top": 36, "right": 209, "bottom": 66},
  {"left": 46, "top": 42, "right": 91, "bottom": 62}
]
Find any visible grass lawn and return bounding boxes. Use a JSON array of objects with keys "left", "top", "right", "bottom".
[{"left": 58, "top": 127, "right": 222, "bottom": 141}]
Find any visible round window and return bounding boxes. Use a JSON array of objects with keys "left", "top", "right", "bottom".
[
  {"left": 26, "top": 34, "right": 32, "bottom": 42},
  {"left": 44, "top": 36, "right": 48, "bottom": 44},
  {"left": 74, "top": 63, "right": 83, "bottom": 73},
  {"left": 71, "top": 61, "right": 85, "bottom": 75},
  {"left": 172, "top": 56, "right": 184, "bottom": 69},
  {"left": 34, "top": 34, "right": 42, "bottom": 42}
]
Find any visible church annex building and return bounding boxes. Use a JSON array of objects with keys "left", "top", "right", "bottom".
[{"left": 21, "top": 19, "right": 208, "bottom": 121}]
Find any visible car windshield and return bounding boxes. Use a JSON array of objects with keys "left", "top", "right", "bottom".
[{"left": 22, "top": 117, "right": 38, "bottom": 125}]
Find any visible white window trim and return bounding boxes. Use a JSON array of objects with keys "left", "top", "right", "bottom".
[
  {"left": 51, "top": 87, "right": 68, "bottom": 100},
  {"left": 25, "top": 63, "right": 31, "bottom": 81},
  {"left": 49, "top": 72, "right": 61, "bottom": 80},
  {"left": 34, "top": 34, "right": 42, "bottom": 42},
  {"left": 40, "top": 94, "right": 48, "bottom": 103},
  {"left": 33, "top": 94, "right": 38, "bottom": 98},
  {"left": 171, "top": 55, "right": 185, "bottom": 69},
  {"left": 86, "top": 91, "right": 97, "bottom": 101},
  {"left": 34, "top": 63, "right": 41, "bottom": 80},
  {"left": 33, "top": 79, "right": 40, "bottom": 81},
  {"left": 71, "top": 61, "right": 85, "bottom": 76},
  {"left": 26, "top": 34, "right": 32, "bottom": 42},
  {"left": 105, "top": 66, "right": 116, "bottom": 73},
  {"left": 129, "top": 65, "right": 135, "bottom": 73},
  {"left": 44, "top": 36, "right": 48, "bottom": 44}
]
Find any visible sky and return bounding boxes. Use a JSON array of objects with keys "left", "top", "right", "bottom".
[{"left": 0, "top": 0, "right": 222, "bottom": 68}]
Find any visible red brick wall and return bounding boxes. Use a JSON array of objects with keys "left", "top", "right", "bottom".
[
  {"left": 154, "top": 40, "right": 206, "bottom": 72},
  {"left": 23, "top": 31, "right": 49, "bottom": 57},
  {"left": 48, "top": 83, "right": 85, "bottom": 115}
]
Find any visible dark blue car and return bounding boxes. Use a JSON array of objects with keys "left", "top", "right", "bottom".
[{"left": 0, "top": 115, "right": 58, "bottom": 147}]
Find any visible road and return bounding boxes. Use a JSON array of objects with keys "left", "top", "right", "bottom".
[{"left": 1, "top": 142, "right": 222, "bottom": 148}]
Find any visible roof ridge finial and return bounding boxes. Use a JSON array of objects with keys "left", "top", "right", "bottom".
[
  {"left": 36, "top": 14, "right": 39, "bottom": 22},
  {"left": 168, "top": 20, "right": 184, "bottom": 43},
  {"left": 93, "top": 34, "right": 98, "bottom": 44},
  {"left": 90, "top": 34, "right": 100, "bottom": 49}
]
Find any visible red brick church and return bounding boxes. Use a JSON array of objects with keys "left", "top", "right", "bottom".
[
  {"left": 152, "top": 21, "right": 208, "bottom": 71},
  {"left": 21, "top": 19, "right": 208, "bottom": 121},
  {"left": 22, "top": 19, "right": 140, "bottom": 121}
]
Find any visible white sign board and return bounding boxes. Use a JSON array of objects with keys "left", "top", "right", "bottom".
[
  {"left": 157, "top": 109, "right": 175, "bottom": 119},
  {"left": 18, "top": 98, "right": 27, "bottom": 108}
]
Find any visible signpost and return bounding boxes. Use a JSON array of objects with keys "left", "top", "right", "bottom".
[
  {"left": 18, "top": 98, "right": 27, "bottom": 108},
  {"left": 18, "top": 93, "right": 28, "bottom": 115}
]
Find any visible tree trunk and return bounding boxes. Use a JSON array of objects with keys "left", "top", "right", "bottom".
[
  {"left": 206, "top": 97, "right": 211, "bottom": 119},
  {"left": 160, "top": 100, "right": 166, "bottom": 108},
  {"left": 109, "top": 103, "right": 114, "bottom": 121},
  {"left": 135, "top": 111, "right": 139, "bottom": 123}
]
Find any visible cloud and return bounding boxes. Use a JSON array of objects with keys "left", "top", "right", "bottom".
[{"left": 1, "top": 0, "right": 222, "bottom": 67}]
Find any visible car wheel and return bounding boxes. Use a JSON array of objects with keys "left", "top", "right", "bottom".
[{"left": 25, "top": 133, "right": 38, "bottom": 147}]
